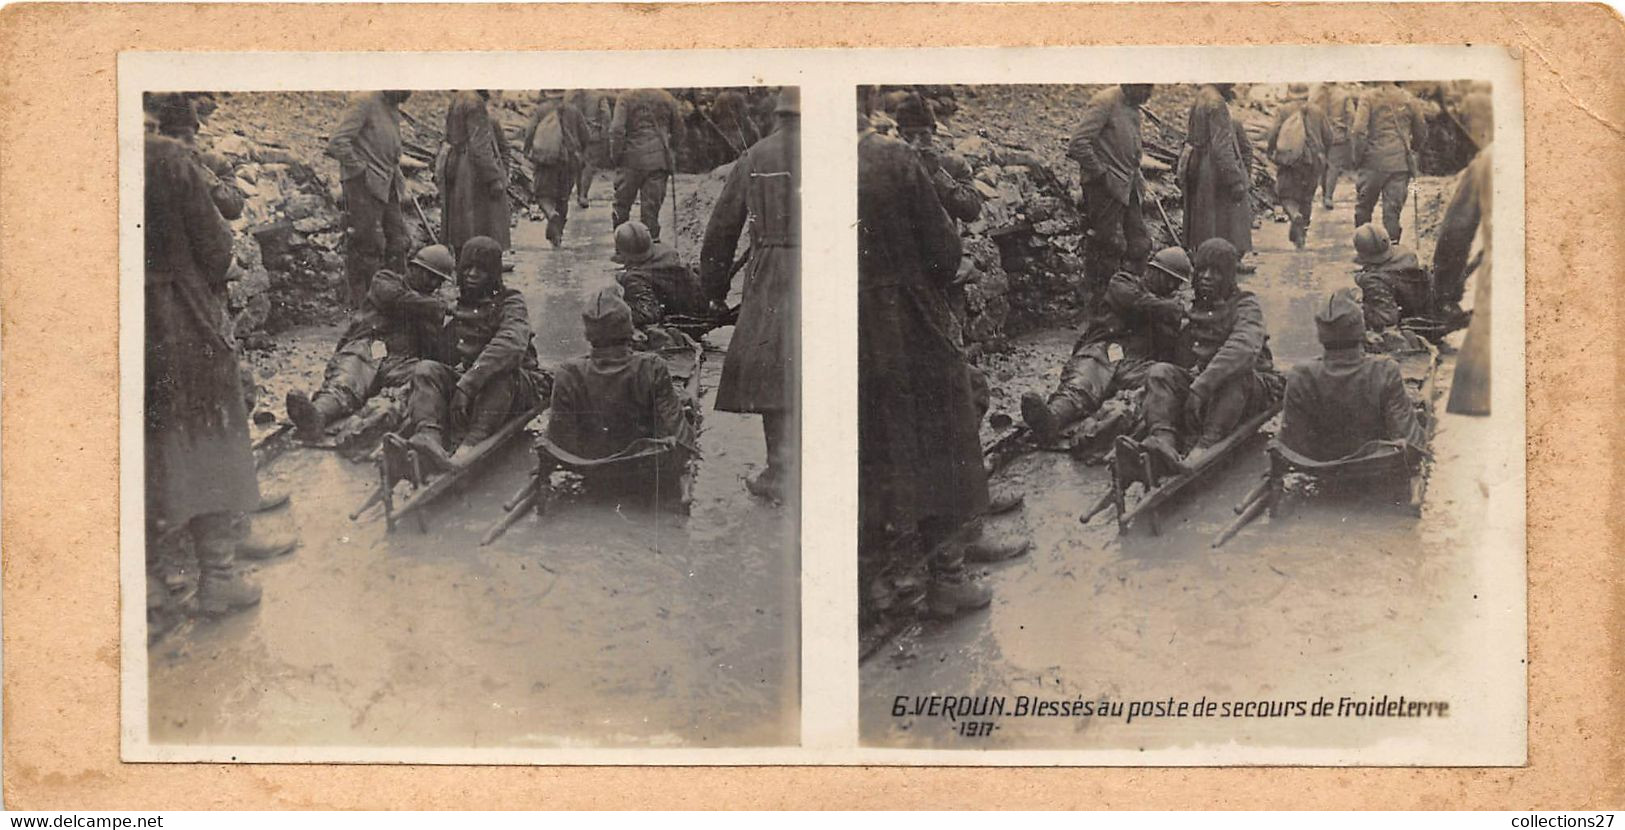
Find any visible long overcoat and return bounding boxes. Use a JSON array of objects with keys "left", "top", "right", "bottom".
[
  {"left": 701, "top": 117, "right": 800, "bottom": 414},
  {"left": 1181, "top": 85, "right": 1253, "bottom": 254},
  {"left": 856, "top": 131, "right": 988, "bottom": 531},
  {"left": 145, "top": 134, "right": 260, "bottom": 528},
  {"left": 442, "top": 91, "right": 512, "bottom": 251}
]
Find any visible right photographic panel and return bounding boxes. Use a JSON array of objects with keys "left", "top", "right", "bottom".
[{"left": 856, "top": 74, "right": 1521, "bottom": 761}]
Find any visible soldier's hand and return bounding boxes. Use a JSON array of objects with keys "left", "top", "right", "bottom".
[
  {"left": 488, "top": 178, "right": 507, "bottom": 200},
  {"left": 1184, "top": 389, "right": 1205, "bottom": 426}
]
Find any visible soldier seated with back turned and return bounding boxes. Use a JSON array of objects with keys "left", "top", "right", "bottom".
[
  {"left": 286, "top": 244, "right": 455, "bottom": 438},
  {"left": 545, "top": 285, "right": 697, "bottom": 493},
  {"left": 1277, "top": 288, "right": 1424, "bottom": 462}
]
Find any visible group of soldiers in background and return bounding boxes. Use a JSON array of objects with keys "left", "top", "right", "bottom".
[
  {"left": 858, "top": 80, "right": 1494, "bottom": 622},
  {"left": 145, "top": 86, "right": 799, "bottom": 626}
]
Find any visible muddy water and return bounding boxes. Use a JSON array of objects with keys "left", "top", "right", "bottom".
[
  {"left": 862, "top": 186, "right": 1503, "bottom": 752},
  {"left": 149, "top": 177, "right": 800, "bottom": 748}
]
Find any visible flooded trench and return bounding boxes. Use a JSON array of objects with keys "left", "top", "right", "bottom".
[
  {"left": 862, "top": 184, "right": 1509, "bottom": 753},
  {"left": 148, "top": 176, "right": 800, "bottom": 749}
]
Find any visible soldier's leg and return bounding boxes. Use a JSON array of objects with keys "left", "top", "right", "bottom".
[
  {"left": 1353, "top": 168, "right": 1382, "bottom": 231},
  {"left": 190, "top": 511, "right": 261, "bottom": 617},
  {"left": 611, "top": 167, "right": 640, "bottom": 228},
  {"left": 405, "top": 360, "right": 460, "bottom": 439},
  {"left": 1381, "top": 172, "right": 1410, "bottom": 243},
  {"left": 576, "top": 159, "right": 595, "bottom": 207},
  {"left": 463, "top": 371, "right": 522, "bottom": 447},
  {"left": 1321, "top": 148, "right": 1342, "bottom": 207},
  {"left": 382, "top": 194, "right": 410, "bottom": 273},
  {"left": 1121, "top": 191, "right": 1152, "bottom": 276},
  {"left": 1140, "top": 362, "right": 1193, "bottom": 466},
  {"left": 342, "top": 178, "right": 385, "bottom": 309},
  {"left": 1083, "top": 181, "right": 1127, "bottom": 283},
  {"left": 640, "top": 172, "right": 669, "bottom": 242},
  {"left": 1195, "top": 370, "right": 1265, "bottom": 448},
  {"left": 289, "top": 340, "right": 378, "bottom": 436}
]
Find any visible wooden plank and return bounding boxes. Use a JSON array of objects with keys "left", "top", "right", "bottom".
[
  {"left": 383, "top": 406, "right": 544, "bottom": 529},
  {"left": 1118, "top": 404, "right": 1280, "bottom": 531}
]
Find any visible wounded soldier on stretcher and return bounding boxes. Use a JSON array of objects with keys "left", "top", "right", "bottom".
[
  {"left": 1277, "top": 287, "right": 1424, "bottom": 463},
  {"left": 611, "top": 220, "right": 710, "bottom": 351},
  {"left": 540, "top": 285, "right": 699, "bottom": 498}
]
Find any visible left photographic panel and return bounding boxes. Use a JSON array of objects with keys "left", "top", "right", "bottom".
[{"left": 127, "top": 79, "right": 801, "bottom": 759}]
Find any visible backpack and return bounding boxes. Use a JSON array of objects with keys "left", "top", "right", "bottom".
[
  {"left": 1273, "top": 108, "right": 1308, "bottom": 167},
  {"left": 526, "top": 107, "right": 565, "bottom": 165}
]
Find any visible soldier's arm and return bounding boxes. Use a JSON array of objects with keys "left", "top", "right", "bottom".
[
  {"left": 1432, "top": 158, "right": 1484, "bottom": 292},
  {"left": 545, "top": 372, "right": 585, "bottom": 455},
  {"left": 174, "top": 152, "right": 235, "bottom": 287},
  {"left": 620, "top": 275, "right": 664, "bottom": 326},
  {"left": 1107, "top": 273, "right": 1185, "bottom": 324},
  {"left": 1264, "top": 107, "right": 1286, "bottom": 156},
  {"left": 699, "top": 157, "right": 750, "bottom": 302},
  {"left": 1191, "top": 293, "right": 1266, "bottom": 398},
  {"left": 647, "top": 358, "right": 686, "bottom": 441},
  {"left": 1355, "top": 271, "right": 1400, "bottom": 331},
  {"left": 466, "top": 100, "right": 504, "bottom": 185},
  {"left": 565, "top": 107, "right": 591, "bottom": 153},
  {"left": 371, "top": 275, "right": 448, "bottom": 322},
  {"left": 521, "top": 105, "right": 543, "bottom": 157},
  {"left": 1350, "top": 96, "right": 1371, "bottom": 164},
  {"left": 1276, "top": 369, "right": 1316, "bottom": 457},
  {"left": 909, "top": 150, "right": 963, "bottom": 288},
  {"left": 1209, "top": 104, "right": 1248, "bottom": 193},
  {"left": 326, "top": 95, "right": 369, "bottom": 176},
  {"left": 933, "top": 157, "right": 983, "bottom": 223},
  {"left": 1065, "top": 92, "right": 1112, "bottom": 183},
  {"left": 459, "top": 293, "right": 532, "bottom": 394},
  {"left": 1380, "top": 360, "right": 1424, "bottom": 446},
  {"left": 1409, "top": 98, "right": 1430, "bottom": 151}
]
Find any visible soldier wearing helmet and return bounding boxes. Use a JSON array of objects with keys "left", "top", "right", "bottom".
[
  {"left": 612, "top": 221, "right": 707, "bottom": 330},
  {"left": 1351, "top": 222, "right": 1432, "bottom": 332},
  {"left": 1020, "top": 246, "right": 1193, "bottom": 444},
  {"left": 285, "top": 244, "right": 456, "bottom": 439}
]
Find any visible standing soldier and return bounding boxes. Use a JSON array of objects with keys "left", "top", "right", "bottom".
[
  {"left": 568, "top": 89, "right": 614, "bottom": 208},
  {"left": 145, "top": 132, "right": 264, "bottom": 616},
  {"left": 1351, "top": 81, "right": 1429, "bottom": 243},
  {"left": 609, "top": 87, "right": 684, "bottom": 242},
  {"left": 1067, "top": 83, "right": 1153, "bottom": 283},
  {"left": 1180, "top": 83, "right": 1253, "bottom": 258},
  {"left": 151, "top": 93, "right": 243, "bottom": 221},
  {"left": 1265, "top": 82, "right": 1333, "bottom": 248},
  {"left": 441, "top": 89, "right": 512, "bottom": 253},
  {"left": 699, "top": 88, "right": 800, "bottom": 503},
  {"left": 328, "top": 90, "right": 412, "bottom": 308},
  {"left": 523, "top": 90, "right": 592, "bottom": 247},
  {"left": 1317, "top": 83, "right": 1358, "bottom": 208}
]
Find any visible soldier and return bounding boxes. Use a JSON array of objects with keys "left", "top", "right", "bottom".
[
  {"left": 1265, "top": 83, "right": 1333, "bottom": 248},
  {"left": 1436, "top": 89, "right": 1494, "bottom": 416},
  {"left": 609, "top": 87, "right": 684, "bottom": 242},
  {"left": 1020, "top": 247, "right": 1192, "bottom": 444},
  {"left": 442, "top": 90, "right": 512, "bottom": 253},
  {"left": 567, "top": 89, "right": 614, "bottom": 208},
  {"left": 406, "top": 237, "right": 547, "bottom": 469},
  {"left": 1351, "top": 223, "right": 1432, "bottom": 333},
  {"left": 523, "top": 90, "right": 592, "bottom": 247},
  {"left": 893, "top": 93, "right": 982, "bottom": 224},
  {"left": 700, "top": 88, "right": 799, "bottom": 503},
  {"left": 858, "top": 106, "right": 1024, "bottom": 622},
  {"left": 1351, "top": 81, "right": 1429, "bottom": 242},
  {"left": 1138, "top": 238, "right": 1282, "bottom": 472},
  {"left": 150, "top": 93, "right": 243, "bottom": 221},
  {"left": 1278, "top": 288, "right": 1423, "bottom": 462},
  {"left": 1067, "top": 83, "right": 1154, "bottom": 282},
  {"left": 145, "top": 131, "right": 266, "bottom": 616},
  {"left": 1181, "top": 84, "right": 1253, "bottom": 258},
  {"left": 613, "top": 221, "right": 706, "bottom": 329},
  {"left": 1316, "top": 83, "right": 1359, "bottom": 208},
  {"left": 546, "top": 286, "right": 698, "bottom": 493},
  {"left": 328, "top": 90, "right": 412, "bottom": 308},
  {"left": 284, "top": 244, "right": 456, "bottom": 438}
]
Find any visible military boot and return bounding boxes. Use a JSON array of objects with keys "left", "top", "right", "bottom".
[
  {"left": 409, "top": 427, "right": 456, "bottom": 473},
  {"left": 235, "top": 515, "right": 299, "bottom": 561},
  {"left": 926, "top": 571, "right": 993, "bottom": 619},
  {"left": 193, "top": 516, "right": 262, "bottom": 617},
  {"left": 286, "top": 391, "right": 345, "bottom": 439},
  {"left": 1141, "top": 428, "right": 1187, "bottom": 474},
  {"left": 746, "top": 464, "right": 786, "bottom": 504},
  {"left": 1021, "top": 394, "right": 1082, "bottom": 445},
  {"left": 963, "top": 530, "right": 1032, "bottom": 563}
]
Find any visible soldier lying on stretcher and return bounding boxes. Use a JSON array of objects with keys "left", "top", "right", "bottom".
[
  {"left": 610, "top": 220, "right": 710, "bottom": 350},
  {"left": 285, "top": 244, "right": 456, "bottom": 439}
]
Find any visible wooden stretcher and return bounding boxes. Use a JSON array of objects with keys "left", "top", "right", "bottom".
[
  {"left": 349, "top": 404, "right": 545, "bottom": 533},
  {"left": 1080, "top": 402, "right": 1282, "bottom": 535},
  {"left": 479, "top": 341, "right": 705, "bottom": 547},
  {"left": 1210, "top": 340, "right": 1442, "bottom": 548}
]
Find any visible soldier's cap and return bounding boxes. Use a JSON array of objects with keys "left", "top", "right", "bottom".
[
  {"left": 1352, "top": 223, "right": 1396, "bottom": 266},
  {"left": 582, "top": 284, "right": 635, "bottom": 346},
  {"left": 894, "top": 93, "right": 935, "bottom": 133},
  {"left": 1314, "top": 287, "right": 1366, "bottom": 347},
  {"left": 151, "top": 93, "right": 200, "bottom": 135}
]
